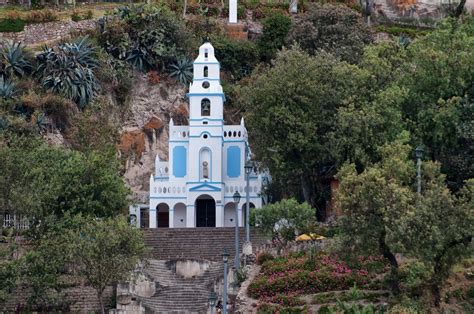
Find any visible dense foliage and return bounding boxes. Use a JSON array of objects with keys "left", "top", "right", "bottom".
[
  {"left": 286, "top": 3, "right": 373, "bottom": 64},
  {"left": 257, "top": 12, "right": 292, "bottom": 61},
  {"left": 99, "top": 5, "right": 193, "bottom": 72},
  {"left": 337, "top": 139, "right": 473, "bottom": 304},
  {"left": 251, "top": 199, "right": 316, "bottom": 246},
  {"left": 240, "top": 46, "right": 372, "bottom": 218},
  {"left": 0, "top": 135, "right": 129, "bottom": 237},
  {"left": 36, "top": 38, "right": 99, "bottom": 108},
  {"left": 248, "top": 252, "right": 388, "bottom": 302},
  {"left": 0, "top": 214, "right": 144, "bottom": 312},
  {"left": 211, "top": 35, "right": 260, "bottom": 80},
  {"left": 72, "top": 215, "right": 145, "bottom": 314}
]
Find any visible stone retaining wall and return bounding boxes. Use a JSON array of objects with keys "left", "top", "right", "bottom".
[
  {"left": 0, "top": 285, "right": 113, "bottom": 312},
  {"left": 0, "top": 19, "right": 97, "bottom": 45}
]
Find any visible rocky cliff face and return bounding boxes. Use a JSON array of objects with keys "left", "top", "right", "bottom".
[{"left": 119, "top": 75, "right": 188, "bottom": 203}]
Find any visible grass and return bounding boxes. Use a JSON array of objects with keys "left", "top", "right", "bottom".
[{"left": 0, "top": 19, "right": 26, "bottom": 32}]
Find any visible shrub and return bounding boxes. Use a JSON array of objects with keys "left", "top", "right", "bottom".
[
  {"left": 248, "top": 253, "right": 381, "bottom": 299},
  {"left": 27, "top": 10, "right": 59, "bottom": 24},
  {"left": 1, "top": 42, "right": 33, "bottom": 78},
  {"left": 258, "top": 12, "right": 292, "bottom": 61},
  {"left": 147, "top": 70, "right": 161, "bottom": 85},
  {"left": 398, "top": 261, "right": 432, "bottom": 297},
  {"left": 0, "top": 19, "right": 26, "bottom": 32},
  {"left": 100, "top": 5, "right": 193, "bottom": 71},
  {"left": 250, "top": 199, "right": 316, "bottom": 246},
  {"left": 256, "top": 252, "right": 274, "bottom": 265},
  {"left": 71, "top": 10, "right": 81, "bottom": 22},
  {"left": 85, "top": 10, "right": 94, "bottom": 20},
  {"left": 286, "top": 3, "right": 373, "bottom": 64},
  {"left": 36, "top": 37, "right": 98, "bottom": 108},
  {"left": 169, "top": 57, "right": 193, "bottom": 85},
  {"left": 0, "top": 77, "right": 17, "bottom": 99},
  {"left": 71, "top": 10, "right": 94, "bottom": 22},
  {"left": 211, "top": 35, "right": 259, "bottom": 80},
  {"left": 267, "top": 294, "right": 305, "bottom": 307}
]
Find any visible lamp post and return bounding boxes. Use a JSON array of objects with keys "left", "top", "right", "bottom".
[
  {"left": 415, "top": 146, "right": 424, "bottom": 194},
  {"left": 244, "top": 160, "right": 253, "bottom": 243},
  {"left": 208, "top": 291, "right": 217, "bottom": 314},
  {"left": 233, "top": 191, "right": 241, "bottom": 269},
  {"left": 222, "top": 249, "right": 229, "bottom": 314}
]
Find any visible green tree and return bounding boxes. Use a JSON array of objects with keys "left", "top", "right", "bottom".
[
  {"left": 257, "top": 12, "right": 292, "bottom": 62},
  {"left": 393, "top": 18, "right": 474, "bottom": 191},
  {"left": 396, "top": 169, "right": 473, "bottom": 305},
  {"left": 337, "top": 139, "right": 473, "bottom": 303},
  {"left": 251, "top": 198, "right": 316, "bottom": 248},
  {"left": 211, "top": 35, "right": 259, "bottom": 80},
  {"left": 73, "top": 215, "right": 145, "bottom": 314},
  {"left": 336, "top": 139, "right": 415, "bottom": 291},
  {"left": 0, "top": 135, "right": 129, "bottom": 237},
  {"left": 239, "top": 46, "right": 370, "bottom": 219},
  {"left": 286, "top": 3, "right": 373, "bottom": 64}
]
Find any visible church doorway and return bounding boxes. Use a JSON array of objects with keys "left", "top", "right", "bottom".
[
  {"left": 140, "top": 208, "right": 149, "bottom": 228},
  {"left": 156, "top": 203, "right": 169, "bottom": 228},
  {"left": 195, "top": 195, "right": 216, "bottom": 227},
  {"left": 242, "top": 202, "right": 256, "bottom": 228}
]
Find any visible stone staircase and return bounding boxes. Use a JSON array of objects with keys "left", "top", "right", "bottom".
[
  {"left": 143, "top": 227, "right": 270, "bottom": 261},
  {"left": 134, "top": 228, "right": 270, "bottom": 313},
  {"left": 140, "top": 260, "right": 224, "bottom": 313}
]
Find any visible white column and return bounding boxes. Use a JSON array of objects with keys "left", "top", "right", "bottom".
[
  {"left": 169, "top": 208, "right": 174, "bottom": 228},
  {"left": 149, "top": 209, "right": 157, "bottom": 228},
  {"left": 186, "top": 205, "right": 195, "bottom": 227},
  {"left": 229, "top": 0, "right": 237, "bottom": 24},
  {"left": 238, "top": 202, "right": 243, "bottom": 227},
  {"left": 216, "top": 204, "right": 224, "bottom": 227}
]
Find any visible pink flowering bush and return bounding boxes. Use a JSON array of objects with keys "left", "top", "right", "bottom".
[{"left": 248, "top": 253, "right": 387, "bottom": 299}]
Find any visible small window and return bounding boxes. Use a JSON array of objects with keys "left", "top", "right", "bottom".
[
  {"left": 204, "top": 66, "right": 208, "bottom": 77},
  {"left": 238, "top": 131, "right": 241, "bottom": 137},
  {"left": 233, "top": 131, "right": 237, "bottom": 137},
  {"left": 201, "top": 98, "right": 211, "bottom": 116},
  {"left": 203, "top": 134, "right": 208, "bottom": 139},
  {"left": 204, "top": 50, "right": 208, "bottom": 58},
  {"left": 203, "top": 121, "right": 208, "bottom": 125},
  {"left": 224, "top": 131, "right": 227, "bottom": 137},
  {"left": 202, "top": 81, "right": 210, "bottom": 89}
]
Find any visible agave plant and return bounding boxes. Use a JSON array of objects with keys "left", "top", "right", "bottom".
[
  {"left": 0, "top": 116, "right": 8, "bottom": 130},
  {"left": 1, "top": 42, "right": 33, "bottom": 78},
  {"left": 36, "top": 37, "right": 98, "bottom": 108},
  {"left": 34, "top": 112, "right": 48, "bottom": 133},
  {"left": 126, "top": 44, "right": 153, "bottom": 71},
  {"left": 169, "top": 57, "right": 193, "bottom": 86},
  {"left": 0, "top": 76, "right": 17, "bottom": 99}
]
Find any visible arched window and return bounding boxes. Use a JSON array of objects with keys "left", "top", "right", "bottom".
[
  {"left": 204, "top": 49, "right": 208, "bottom": 59},
  {"left": 201, "top": 98, "right": 211, "bottom": 116},
  {"left": 204, "top": 66, "right": 208, "bottom": 77}
]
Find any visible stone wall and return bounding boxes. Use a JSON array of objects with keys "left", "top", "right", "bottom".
[
  {"left": 0, "top": 284, "right": 113, "bottom": 312},
  {"left": 0, "top": 19, "right": 96, "bottom": 45}
]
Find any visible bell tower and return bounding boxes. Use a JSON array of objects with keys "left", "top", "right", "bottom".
[
  {"left": 187, "top": 42, "right": 224, "bottom": 123},
  {"left": 186, "top": 42, "right": 225, "bottom": 183}
]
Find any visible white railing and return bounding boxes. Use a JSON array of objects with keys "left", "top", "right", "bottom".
[{"left": 3, "top": 213, "right": 29, "bottom": 230}]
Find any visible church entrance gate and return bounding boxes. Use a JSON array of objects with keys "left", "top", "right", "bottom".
[{"left": 195, "top": 195, "right": 216, "bottom": 227}]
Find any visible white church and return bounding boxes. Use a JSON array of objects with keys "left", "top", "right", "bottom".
[{"left": 131, "top": 42, "right": 269, "bottom": 229}]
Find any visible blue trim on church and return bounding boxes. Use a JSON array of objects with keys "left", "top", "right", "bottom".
[
  {"left": 227, "top": 146, "right": 241, "bottom": 178},
  {"left": 189, "top": 183, "right": 222, "bottom": 192},
  {"left": 173, "top": 146, "right": 187, "bottom": 178}
]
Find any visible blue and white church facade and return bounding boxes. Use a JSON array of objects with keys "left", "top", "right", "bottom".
[{"left": 141, "top": 42, "right": 268, "bottom": 228}]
